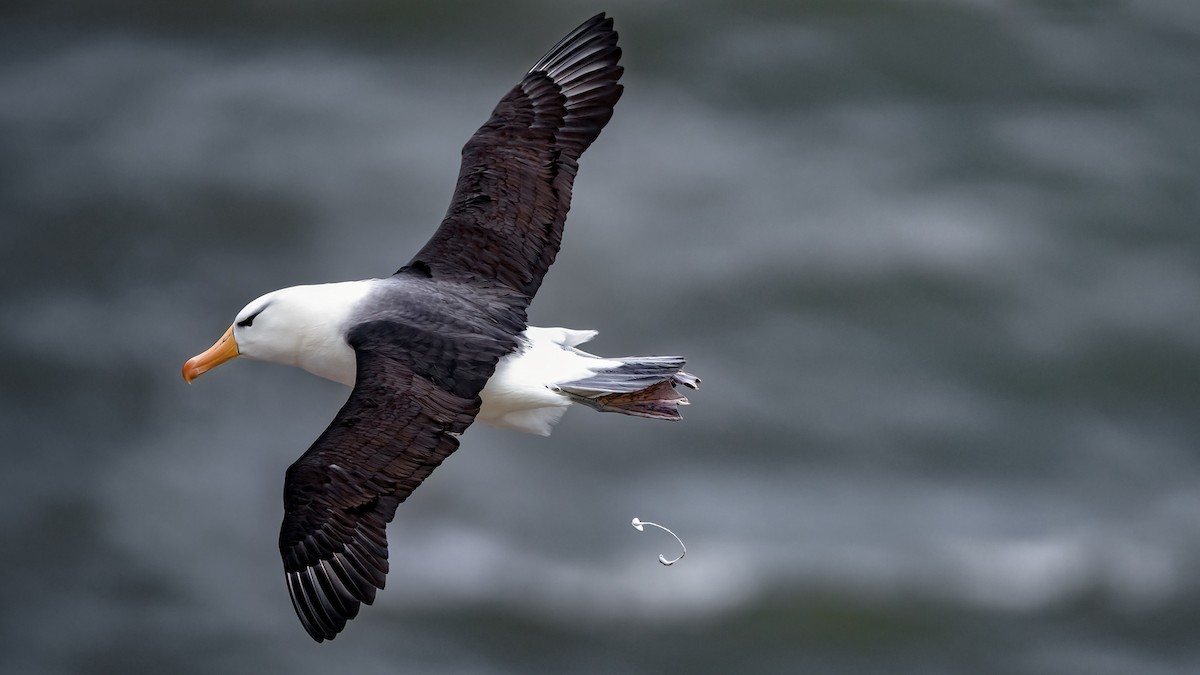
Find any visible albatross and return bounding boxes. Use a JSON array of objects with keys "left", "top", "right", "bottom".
[{"left": 182, "top": 13, "right": 697, "bottom": 642}]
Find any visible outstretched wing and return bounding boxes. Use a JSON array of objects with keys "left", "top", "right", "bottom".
[
  {"left": 277, "top": 334, "right": 494, "bottom": 642},
  {"left": 402, "top": 12, "right": 624, "bottom": 300}
]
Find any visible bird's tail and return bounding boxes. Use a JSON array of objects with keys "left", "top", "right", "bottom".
[{"left": 556, "top": 355, "right": 700, "bottom": 420}]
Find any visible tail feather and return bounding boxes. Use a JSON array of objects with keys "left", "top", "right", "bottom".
[{"left": 556, "top": 355, "right": 699, "bottom": 421}]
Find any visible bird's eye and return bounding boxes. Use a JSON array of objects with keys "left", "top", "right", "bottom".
[{"left": 237, "top": 310, "right": 263, "bottom": 328}]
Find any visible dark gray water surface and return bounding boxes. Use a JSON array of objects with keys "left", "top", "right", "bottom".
[{"left": 2, "top": 1, "right": 1199, "bottom": 673}]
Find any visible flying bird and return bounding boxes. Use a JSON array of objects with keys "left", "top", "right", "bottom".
[{"left": 182, "top": 13, "right": 697, "bottom": 642}]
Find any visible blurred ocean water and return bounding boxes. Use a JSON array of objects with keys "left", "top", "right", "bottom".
[{"left": 1, "top": 1, "right": 1198, "bottom": 673}]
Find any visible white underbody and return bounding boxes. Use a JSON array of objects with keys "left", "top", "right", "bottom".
[{"left": 477, "top": 326, "right": 620, "bottom": 435}]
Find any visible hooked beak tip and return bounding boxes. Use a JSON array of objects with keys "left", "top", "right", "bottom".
[{"left": 182, "top": 359, "right": 200, "bottom": 384}]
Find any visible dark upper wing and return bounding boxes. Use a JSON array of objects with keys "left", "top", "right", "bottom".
[
  {"left": 277, "top": 320, "right": 510, "bottom": 642},
  {"left": 402, "top": 13, "right": 623, "bottom": 300}
]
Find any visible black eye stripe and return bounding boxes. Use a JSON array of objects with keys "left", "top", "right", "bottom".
[{"left": 237, "top": 309, "right": 263, "bottom": 328}]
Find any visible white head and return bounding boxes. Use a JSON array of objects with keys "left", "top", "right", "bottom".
[{"left": 182, "top": 281, "right": 374, "bottom": 386}]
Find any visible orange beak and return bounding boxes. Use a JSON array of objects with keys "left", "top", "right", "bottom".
[{"left": 182, "top": 325, "right": 239, "bottom": 383}]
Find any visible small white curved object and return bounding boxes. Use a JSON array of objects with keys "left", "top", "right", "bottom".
[{"left": 630, "top": 517, "right": 686, "bottom": 566}]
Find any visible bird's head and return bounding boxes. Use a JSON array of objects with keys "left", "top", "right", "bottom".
[
  {"left": 181, "top": 290, "right": 305, "bottom": 382},
  {"left": 182, "top": 282, "right": 368, "bottom": 384}
]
